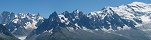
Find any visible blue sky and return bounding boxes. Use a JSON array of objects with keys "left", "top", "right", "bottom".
[{"left": 0, "top": 0, "right": 151, "bottom": 18}]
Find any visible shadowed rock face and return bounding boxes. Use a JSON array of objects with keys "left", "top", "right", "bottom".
[{"left": 0, "top": 24, "right": 19, "bottom": 40}]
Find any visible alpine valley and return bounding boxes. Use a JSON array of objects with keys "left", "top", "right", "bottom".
[{"left": 1, "top": 2, "right": 151, "bottom": 40}]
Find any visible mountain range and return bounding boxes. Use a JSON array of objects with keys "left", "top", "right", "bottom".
[{"left": 0, "top": 2, "right": 151, "bottom": 40}]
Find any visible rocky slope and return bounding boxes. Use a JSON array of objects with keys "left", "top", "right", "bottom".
[{"left": 0, "top": 24, "right": 19, "bottom": 40}]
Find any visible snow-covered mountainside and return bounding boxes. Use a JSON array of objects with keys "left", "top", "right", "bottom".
[
  {"left": 0, "top": 11, "right": 44, "bottom": 36},
  {"left": 26, "top": 2, "right": 151, "bottom": 40}
]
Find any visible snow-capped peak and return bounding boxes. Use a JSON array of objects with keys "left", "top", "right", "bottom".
[
  {"left": 127, "top": 2, "right": 151, "bottom": 12},
  {"left": 99, "top": 2, "right": 151, "bottom": 23},
  {"left": 86, "top": 2, "right": 151, "bottom": 31},
  {"left": 128, "top": 2, "right": 148, "bottom": 6}
]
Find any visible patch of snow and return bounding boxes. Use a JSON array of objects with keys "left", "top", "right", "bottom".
[
  {"left": 43, "top": 29, "right": 53, "bottom": 33},
  {"left": 142, "top": 29, "right": 151, "bottom": 31},
  {"left": 107, "top": 21, "right": 111, "bottom": 24},
  {"left": 58, "top": 15, "right": 68, "bottom": 23},
  {"left": 108, "top": 25, "right": 113, "bottom": 31},
  {"left": 101, "top": 26, "right": 115, "bottom": 32},
  {"left": 19, "top": 13, "right": 26, "bottom": 18},
  {"left": 122, "top": 25, "right": 131, "bottom": 30},
  {"left": 17, "top": 36, "right": 27, "bottom": 40},
  {"left": 75, "top": 23, "right": 81, "bottom": 29},
  {"left": 94, "top": 29, "right": 99, "bottom": 31},
  {"left": 65, "top": 21, "right": 70, "bottom": 25},
  {"left": 32, "top": 19, "right": 37, "bottom": 24},
  {"left": 24, "top": 22, "right": 37, "bottom": 29},
  {"left": 15, "top": 15, "right": 18, "bottom": 18},
  {"left": 75, "top": 16, "right": 79, "bottom": 19},
  {"left": 12, "top": 19, "right": 19, "bottom": 23},
  {"left": 2, "top": 24, "right": 6, "bottom": 26},
  {"left": 21, "top": 16, "right": 26, "bottom": 18},
  {"left": 74, "top": 10, "right": 79, "bottom": 13},
  {"left": 72, "top": 19, "right": 75, "bottom": 21},
  {"left": 38, "top": 16, "right": 44, "bottom": 20},
  {"left": 89, "top": 11, "right": 107, "bottom": 20},
  {"left": 90, "top": 12, "right": 97, "bottom": 16},
  {"left": 66, "top": 27, "right": 74, "bottom": 31},
  {"left": 8, "top": 29, "right": 10, "bottom": 31},
  {"left": 14, "top": 28, "right": 17, "bottom": 31},
  {"left": 140, "top": 15, "right": 151, "bottom": 23},
  {"left": 101, "top": 27, "right": 108, "bottom": 32},
  {"left": 49, "top": 29, "right": 53, "bottom": 33},
  {"left": 117, "top": 27, "right": 122, "bottom": 30},
  {"left": 31, "top": 17, "right": 36, "bottom": 19},
  {"left": 82, "top": 27, "right": 93, "bottom": 32},
  {"left": 58, "top": 15, "right": 70, "bottom": 25}
]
